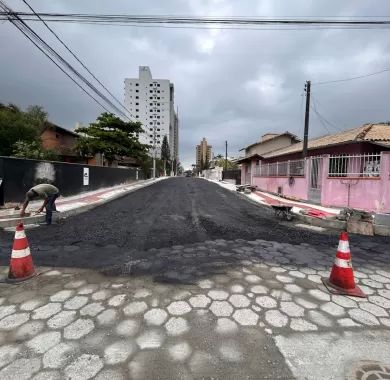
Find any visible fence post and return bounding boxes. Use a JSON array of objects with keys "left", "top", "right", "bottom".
[{"left": 287, "top": 160, "right": 290, "bottom": 177}]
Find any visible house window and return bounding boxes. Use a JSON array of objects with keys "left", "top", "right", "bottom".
[
  {"left": 135, "top": 103, "right": 139, "bottom": 105},
  {"left": 157, "top": 116, "right": 160, "bottom": 119},
  {"left": 157, "top": 128, "right": 161, "bottom": 131},
  {"left": 135, "top": 115, "right": 139, "bottom": 118},
  {"left": 157, "top": 84, "right": 160, "bottom": 87},
  {"left": 157, "top": 90, "right": 160, "bottom": 93},
  {"left": 136, "top": 90, "right": 139, "bottom": 93},
  {"left": 150, "top": 84, "right": 153, "bottom": 87},
  {"left": 136, "top": 96, "right": 139, "bottom": 99},
  {"left": 157, "top": 122, "right": 160, "bottom": 125},
  {"left": 135, "top": 83, "right": 139, "bottom": 86},
  {"left": 150, "top": 103, "right": 153, "bottom": 106},
  {"left": 136, "top": 109, "right": 139, "bottom": 112},
  {"left": 149, "top": 134, "right": 153, "bottom": 138},
  {"left": 329, "top": 156, "right": 349, "bottom": 177},
  {"left": 150, "top": 90, "right": 153, "bottom": 93},
  {"left": 150, "top": 141, "right": 153, "bottom": 144}
]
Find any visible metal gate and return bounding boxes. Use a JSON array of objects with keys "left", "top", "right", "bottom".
[{"left": 308, "top": 157, "right": 323, "bottom": 203}]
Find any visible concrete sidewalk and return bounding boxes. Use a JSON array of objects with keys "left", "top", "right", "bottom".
[{"left": 0, "top": 177, "right": 166, "bottom": 228}]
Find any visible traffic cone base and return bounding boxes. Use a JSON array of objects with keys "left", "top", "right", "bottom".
[
  {"left": 321, "top": 277, "right": 366, "bottom": 298},
  {"left": 7, "top": 223, "right": 37, "bottom": 283}
]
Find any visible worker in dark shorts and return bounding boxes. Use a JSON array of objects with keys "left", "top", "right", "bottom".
[{"left": 20, "top": 184, "right": 60, "bottom": 225}]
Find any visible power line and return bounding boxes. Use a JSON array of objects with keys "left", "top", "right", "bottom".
[
  {"left": 20, "top": 0, "right": 135, "bottom": 120},
  {"left": 2, "top": 12, "right": 390, "bottom": 29},
  {"left": 312, "top": 67, "right": 390, "bottom": 85},
  {"left": 311, "top": 95, "right": 341, "bottom": 132},
  {"left": 0, "top": 1, "right": 131, "bottom": 120}
]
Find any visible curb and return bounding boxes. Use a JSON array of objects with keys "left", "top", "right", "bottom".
[{"left": 0, "top": 178, "right": 166, "bottom": 229}]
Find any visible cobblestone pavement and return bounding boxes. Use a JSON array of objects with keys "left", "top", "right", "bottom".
[{"left": 0, "top": 238, "right": 389, "bottom": 379}]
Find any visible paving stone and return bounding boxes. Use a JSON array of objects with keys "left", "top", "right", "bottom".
[
  {"left": 300, "top": 268, "right": 317, "bottom": 275},
  {"left": 284, "top": 284, "right": 303, "bottom": 294},
  {"left": 270, "top": 290, "right": 292, "bottom": 301},
  {"left": 295, "top": 298, "right": 318, "bottom": 309},
  {"left": 265, "top": 310, "right": 288, "bottom": 328},
  {"left": 290, "top": 318, "right": 318, "bottom": 331},
  {"left": 320, "top": 302, "right": 346, "bottom": 317},
  {"left": 92, "top": 290, "right": 111, "bottom": 301},
  {"left": 189, "top": 295, "right": 211, "bottom": 308},
  {"left": 144, "top": 308, "right": 168, "bottom": 326},
  {"left": 276, "top": 275, "right": 294, "bottom": 284},
  {"left": 20, "top": 299, "right": 46, "bottom": 311},
  {"left": 32, "top": 371, "right": 61, "bottom": 380},
  {"left": 280, "top": 302, "right": 304, "bottom": 317},
  {"left": 77, "top": 285, "right": 99, "bottom": 295},
  {"left": 219, "top": 339, "right": 244, "bottom": 362},
  {"left": 230, "top": 284, "right": 245, "bottom": 293},
  {"left": 27, "top": 331, "right": 61, "bottom": 354},
  {"left": 229, "top": 294, "right": 250, "bottom": 308},
  {"left": 359, "top": 302, "right": 388, "bottom": 317},
  {"left": 167, "top": 301, "right": 191, "bottom": 315},
  {"left": 133, "top": 289, "right": 152, "bottom": 299},
  {"left": 308, "top": 310, "right": 333, "bottom": 327},
  {"left": 378, "top": 289, "right": 390, "bottom": 300},
  {"left": 244, "top": 275, "right": 261, "bottom": 284},
  {"left": 64, "top": 319, "right": 95, "bottom": 339},
  {"left": 233, "top": 309, "right": 259, "bottom": 326},
  {"left": 47, "top": 310, "right": 76, "bottom": 329},
  {"left": 80, "top": 303, "right": 105, "bottom": 317},
  {"left": 168, "top": 341, "right": 192, "bottom": 362},
  {"left": 0, "top": 305, "right": 16, "bottom": 320},
  {"left": 189, "top": 350, "right": 218, "bottom": 375},
  {"left": 136, "top": 329, "right": 165, "bottom": 349},
  {"left": 64, "top": 354, "right": 104, "bottom": 380},
  {"left": 104, "top": 341, "right": 136, "bottom": 364},
  {"left": 198, "top": 279, "right": 214, "bottom": 289},
  {"left": 50, "top": 290, "right": 73, "bottom": 303},
  {"left": 210, "top": 301, "right": 233, "bottom": 317},
  {"left": 64, "top": 296, "right": 89, "bottom": 310},
  {"left": 369, "top": 295, "right": 390, "bottom": 309},
  {"left": 64, "top": 280, "right": 86, "bottom": 289},
  {"left": 251, "top": 285, "right": 268, "bottom": 294},
  {"left": 14, "top": 320, "right": 45, "bottom": 340},
  {"left": 270, "top": 267, "right": 287, "bottom": 273},
  {"left": 95, "top": 369, "right": 125, "bottom": 380},
  {"left": 0, "top": 357, "right": 41, "bottom": 380},
  {"left": 331, "top": 295, "right": 358, "bottom": 308},
  {"left": 255, "top": 296, "right": 277, "bottom": 309},
  {"left": 172, "top": 290, "right": 192, "bottom": 300},
  {"left": 208, "top": 290, "right": 229, "bottom": 300},
  {"left": 165, "top": 317, "right": 190, "bottom": 336},
  {"left": 43, "top": 343, "right": 76, "bottom": 369},
  {"left": 108, "top": 294, "right": 127, "bottom": 307},
  {"left": 32, "top": 303, "right": 61, "bottom": 320},
  {"left": 123, "top": 301, "right": 148, "bottom": 316},
  {"left": 377, "top": 270, "right": 390, "bottom": 279},
  {"left": 358, "top": 285, "right": 375, "bottom": 295},
  {"left": 361, "top": 279, "right": 383, "bottom": 289},
  {"left": 97, "top": 309, "right": 118, "bottom": 326},
  {"left": 0, "top": 312, "right": 29, "bottom": 330},
  {"left": 308, "top": 275, "right": 322, "bottom": 284},
  {"left": 348, "top": 308, "right": 380, "bottom": 326},
  {"left": 116, "top": 319, "right": 140, "bottom": 337},
  {"left": 308, "top": 289, "right": 331, "bottom": 302},
  {"left": 215, "top": 318, "right": 239, "bottom": 334},
  {"left": 353, "top": 271, "right": 368, "bottom": 279},
  {"left": 0, "top": 344, "right": 20, "bottom": 368},
  {"left": 337, "top": 318, "right": 361, "bottom": 327},
  {"left": 289, "top": 271, "right": 306, "bottom": 279},
  {"left": 370, "top": 274, "right": 390, "bottom": 284},
  {"left": 380, "top": 318, "right": 390, "bottom": 327}
]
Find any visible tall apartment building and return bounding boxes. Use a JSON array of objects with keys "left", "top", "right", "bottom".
[
  {"left": 196, "top": 137, "right": 212, "bottom": 169},
  {"left": 124, "top": 66, "right": 179, "bottom": 160}
]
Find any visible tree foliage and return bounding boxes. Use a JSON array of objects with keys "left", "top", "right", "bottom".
[
  {"left": 161, "top": 135, "right": 170, "bottom": 162},
  {"left": 0, "top": 103, "right": 43, "bottom": 156},
  {"left": 75, "top": 112, "right": 148, "bottom": 163},
  {"left": 12, "top": 141, "right": 58, "bottom": 161},
  {"left": 213, "top": 156, "right": 238, "bottom": 169},
  {"left": 25, "top": 105, "right": 48, "bottom": 131}
]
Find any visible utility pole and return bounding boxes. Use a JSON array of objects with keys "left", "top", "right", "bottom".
[
  {"left": 303, "top": 80, "right": 311, "bottom": 158},
  {"left": 224, "top": 141, "right": 228, "bottom": 171},
  {"left": 152, "top": 123, "right": 157, "bottom": 179}
]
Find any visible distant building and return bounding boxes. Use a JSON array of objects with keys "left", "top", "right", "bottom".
[
  {"left": 196, "top": 138, "right": 212, "bottom": 169},
  {"left": 124, "top": 66, "right": 179, "bottom": 160}
]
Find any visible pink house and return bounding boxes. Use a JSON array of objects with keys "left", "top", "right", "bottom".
[{"left": 237, "top": 123, "right": 390, "bottom": 213}]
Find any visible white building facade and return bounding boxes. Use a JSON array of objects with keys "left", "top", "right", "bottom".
[{"left": 124, "top": 66, "right": 179, "bottom": 160}]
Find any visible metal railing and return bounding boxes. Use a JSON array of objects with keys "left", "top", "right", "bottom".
[
  {"left": 254, "top": 159, "right": 305, "bottom": 177},
  {"left": 328, "top": 153, "right": 381, "bottom": 177}
]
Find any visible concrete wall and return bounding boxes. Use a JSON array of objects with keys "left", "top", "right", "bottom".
[{"left": 0, "top": 156, "right": 143, "bottom": 205}]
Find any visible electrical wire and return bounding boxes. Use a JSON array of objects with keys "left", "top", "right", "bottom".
[
  {"left": 0, "top": 1, "right": 131, "bottom": 120},
  {"left": 311, "top": 95, "right": 342, "bottom": 132},
  {"left": 20, "top": 0, "right": 135, "bottom": 120}
]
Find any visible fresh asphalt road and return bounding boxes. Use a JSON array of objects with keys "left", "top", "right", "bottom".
[{"left": 0, "top": 177, "right": 388, "bottom": 269}]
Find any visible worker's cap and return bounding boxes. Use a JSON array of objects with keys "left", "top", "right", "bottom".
[{"left": 26, "top": 190, "right": 37, "bottom": 200}]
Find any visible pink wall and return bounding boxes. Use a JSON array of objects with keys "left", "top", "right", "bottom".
[
  {"left": 321, "top": 153, "right": 390, "bottom": 213},
  {"left": 253, "top": 176, "right": 309, "bottom": 200}
]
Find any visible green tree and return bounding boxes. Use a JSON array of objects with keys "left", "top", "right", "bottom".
[
  {"left": 161, "top": 135, "right": 170, "bottom": 175},
  {"left": 213, "top": 156, "right": 238, "bottom": 169},
  {"left": 26, "top": 105, "right": 48, "bottom": 131},
  {"left": 12, "top": 140, "right": 58, "bottom": 161},
  {"left": 75, "top": 112, "right": 148, "bottom": 164},
  {"left": 0, "top": 104, "right": 41, "bottom": 156}
]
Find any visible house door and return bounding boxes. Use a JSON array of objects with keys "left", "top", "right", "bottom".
[
  {"left": 308, "top": 157, "right": 322, "bottom": 203},
  {"left": 245, "top": 164, "right": 251, "bottom": 185}
]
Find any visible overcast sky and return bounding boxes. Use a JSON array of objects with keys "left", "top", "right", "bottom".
[{"left": 1, "top": 0, "right": 390, "bottom": 169}]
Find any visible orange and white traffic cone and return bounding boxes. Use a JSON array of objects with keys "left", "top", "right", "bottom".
[
  {"left": 7, "top": 223, "right": 36, "bottom": 283},
  {"left": 322, "top": 231, "right": 366, "bottom": 298}
]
